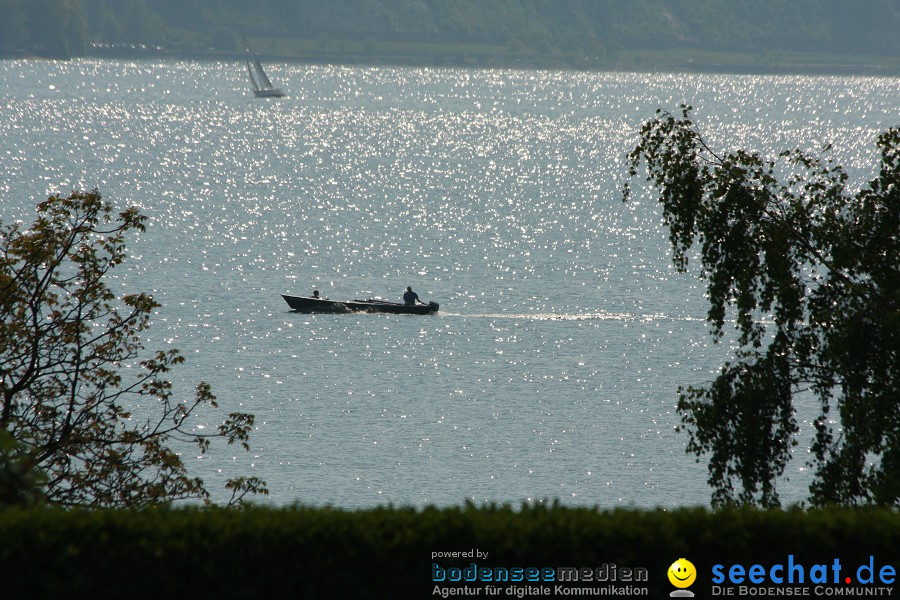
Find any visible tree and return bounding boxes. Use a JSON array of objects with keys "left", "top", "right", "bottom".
[
  {"left": 0, "top": 0, "right": 30, "bottom": 56},
  {"left": 0, "top": 190, "right": 267, "bottom": 508},
  {"left": 0, "top": 430, "right": 46, "bottom": 507},
  {"left": 625, "top": 106, "right": 899, "bottom": 508},
  {"left": 22, "top": 0, "right": 86, "bottom": 59},
  {"left": 211, "top": 27, "right": 237, "bottom": 52}
]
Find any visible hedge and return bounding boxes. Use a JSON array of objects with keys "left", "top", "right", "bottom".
[{"left": 0, "top": 504, "right": 896, "bottom": 598}]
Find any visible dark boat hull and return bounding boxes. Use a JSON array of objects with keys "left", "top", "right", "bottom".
[{"left": 282, "top": 295, "right": 439, "bottom": 315}]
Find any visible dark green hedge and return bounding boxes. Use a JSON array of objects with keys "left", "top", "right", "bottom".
[{"left": 0, "top": 504, "right": 896, "bottom": 599}]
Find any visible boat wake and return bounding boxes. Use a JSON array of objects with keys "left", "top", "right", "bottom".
[{"left": 441, "top": 311, "right": 702, "bottom": 322}]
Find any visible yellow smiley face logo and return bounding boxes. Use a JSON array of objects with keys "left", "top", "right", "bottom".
[{"left": 668, "top": 558, "right": 697, "bottom": 588}]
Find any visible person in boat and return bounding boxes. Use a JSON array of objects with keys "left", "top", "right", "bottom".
[
  {"left": 403, "top": 286, "right": 422, "bottom": 305},
  {"left": 312, "top": 290, "right": 325, "bottom": 300}
]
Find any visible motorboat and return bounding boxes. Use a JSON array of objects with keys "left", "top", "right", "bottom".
[{"left": 281, "top": 294, "right": 439, "bottom": 315}]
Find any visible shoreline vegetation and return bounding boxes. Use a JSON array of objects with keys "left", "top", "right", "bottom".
[
  {"left": 82, "top": 40, "right": 900, "bottom": 77},
  {"left": 3, "top": 1, "right": 900, "bottom": 76},
  {"left": 9, "top": 43, "right": 900, "bottom": 77}
]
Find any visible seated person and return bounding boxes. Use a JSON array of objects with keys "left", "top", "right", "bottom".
[{"left": 403, "top": 286, "right": 421, "bottom": 305}]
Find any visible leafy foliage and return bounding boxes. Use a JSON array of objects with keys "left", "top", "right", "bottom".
[
  {"left": 0, "top": 190, "right": 266, "bottom": 508},
  {"left": 0, "top": 430, "right": 46, "bottom": 507},
  {"left": 626, "top": 107, "right": 899, "bottom": 507},
  {"left": 0, "top": 504, "right": 896, "bottom": 598}
]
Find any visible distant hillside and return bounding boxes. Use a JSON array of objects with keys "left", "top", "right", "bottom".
[{"left": 3, "top": 0, "right": 900, "bottom": 73}]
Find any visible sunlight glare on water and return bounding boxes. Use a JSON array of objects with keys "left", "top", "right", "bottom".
[{"left": 1, "top": 59, "right": 897, "bottom": 507}]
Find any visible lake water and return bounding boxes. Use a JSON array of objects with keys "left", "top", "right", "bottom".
[{"left": 1, "top": 59, "right": 897, "bottom": 508}]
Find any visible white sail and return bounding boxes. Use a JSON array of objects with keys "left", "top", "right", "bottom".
[
  {"left": 242, "top": 30, "right": 285, "bottom": 98},
  {"left": 245, "top": 55, "right": 261, "bottom": 92},
  {"left": 250, "top": 49, "right": 276, "bottom": 89}
]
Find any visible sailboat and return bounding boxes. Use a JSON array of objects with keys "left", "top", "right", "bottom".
[{"left": 243, "top": 31, "right": 285, "bottom": 98}]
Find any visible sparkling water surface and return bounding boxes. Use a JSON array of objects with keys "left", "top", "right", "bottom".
[{"left": 1, "top": 59, "right": 897, "bottom": 507}]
